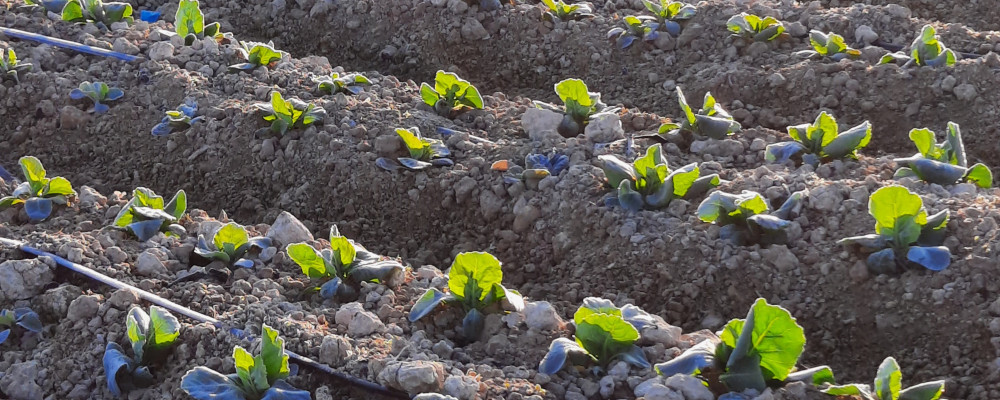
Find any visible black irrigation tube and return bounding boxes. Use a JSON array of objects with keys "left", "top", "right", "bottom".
[{"left": 0, "top": 237, "right": 411, "bottom": 400}]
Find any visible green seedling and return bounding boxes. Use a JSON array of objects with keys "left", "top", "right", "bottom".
[
  {"left": 765, "top": 111, "right": 872, "bottom": 166},
  {"left": 838, "top": 185, "right": 951, "bottom": 274},
  {"left": 656, "top": 298, "right": 835, "bottom": 393},
  {"left": 287, "top": 225, "right": 404, "bottom": 300},
  {"left": 314, "top": 72, "right": 371, "bottom": 95},
  {"left": 24, "top": 0, "right": 69, "bottom": 13},
  {"left": 894, "top": 122, "right": 992, "bottom": 188},
  {"left": 697, "top": 189, "right": 807, "bottom": 246},
  {"left": 168, "top": 0, "right": 231, "bottom": 45},
  {"left": 796, "top": 30, "right": 861, "bottom": 61},
  {"left": 880, "top": 25, "right": 957, "bottom": 67},
  {"left": 409, "top": 252, "right": 525, "bottom": 341},
  {"left": 70, "top": 81, "right": 123, "bottom": 113},
  {"left": 375, "top": 127, "right": 454, "bottom": 171},
  {"left": 112, "top": 187, "right": 187, "bottom": 242},
  {"left": 229, "top": 41, "right": 284, "bottom": 72},
  {"left": 823, "top": 357, "right": 945, "bottom": 400},
  {"left": 103, "top": 306, "right": 180, "bottom": 396},
  {"left": 606, "top": 16, "right": 660, "bottom": 49},
  {"left": 533, "top": 78, "right": 619, "bottom": 137},
  {"left": 497, "top": 152, "right": 569, "bottom": 186},
  {"left": 641, "top": 0, "right": 695, "bottom": 36},
  {"left": 539, "top": 297, "right": 655, "bottom": 375},
  {"left": 540, "top": 0, "right": 593, "bottom": 21},
  {"left": 420, "top": 70, "right": 483, "bottom": 117},
  {"left": 726, "top": 13, "right": 785, "bottom": 42},
  {"left": 254, "top": 92, "right": 326, "bottom": 135},
  {"left": 151, "top": 99, "right": 204, "bottom": 136},
  {"left": 194, "top": 222, "right": 272, "bottom": 269},
  {"left": 1, "top": 48, "right": 32, "bottom": 83},
  {"left": 61, "top": 0, "right": 133, "bottom": 28},
  {"left": 181, "top": 324, "right": 310, "bottom": 400},
  {"left": 0, "top": 156, "right": 76, "bottom": 222},
  {"left": 600, "top": 144, "right": 720, "bottom": 211},
  {"left": 651, "top": 87, "right": 741, "bottom": 145},
  {"left": 0, "top": 307, "right": 43, "bottom": 346}
]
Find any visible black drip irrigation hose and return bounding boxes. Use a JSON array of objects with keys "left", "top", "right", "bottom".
[{"left": 0, "top": 237, "right": 411, "bottom": 400}]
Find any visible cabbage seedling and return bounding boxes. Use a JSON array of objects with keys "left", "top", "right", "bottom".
[
  {"left": 254, "top": 92, "right": 326, "bottom": 135},
  {"left": 287, "top": 225, "right": 404, "bottom": 300},
  {"left": 697, "top": 189, "right": 807, "bottom": 246},
  {"left": 606, "top": 16, "right": 660, "bottom": 49},
  {"left": 838, "top": 185, "right": 951, "bottom": 274},
  {"left": 1, "top": 48, "right": 32, "bottom": 83},
  {"left": 654, "top": 87, "right": 741, "bottom": 144},
  {"left": 765, "top": 111, "right": 872, "bottom": 166},
  {"left": 229, "top": 41, "right": 284, "bottom": 72},
  {"left": 112, "top": 187, "right": 187, "bottom": 242},
  {"left": 894, "top": 122, "right": 992, "bottom": 188},
  {"left": 409, "top": 252, "right": 524, "bottom": 341},
  {"left": 194, "top": 222, "right": 272, "bottom": 269},
  {"left": 152, "top": 99, "right": 204, "bottom": 136},
  {"left": 538, "top": 298, "right": 653, "bottom": 375},
  {"left": 533, "top": 78, "right": 619, "bottom": 137},
  {"left": 70, "top": 81, "right": 123, "bottom": 114},
  {"left": 181, "top": 324, "right": 310, "bottom": 400},
  {"left": 795, "top": 30, "right": 861, "bottom": 61},
  {"left": 23, "top": 0, "right": 69, "bottom": 13},
  {"left": 641, "top": 0, "right": 695, "bottom": 36},
  {"left": 656, "top": 298, "right": 835, "bottom": 393},
  {"left": 727, "top": 13, "right": 785, "bottom": 42},
  {"left": 420, "top": 70, "right": 484, "bottom": 117},
  {"left": 600, "top": 144, "right": 720, "bottom": 211},
  {"left": 496, "top": 152, "right": 569, "bottom": 185},
  {"left": 376, "top": 127, "right": 454, "bottom": 171},
  {"left": 0, "top": 156, "right": 77, "bottom": 222},
  {"left": 61, "top": 0, "right": 133, "bottom": 28},
  {"left": 540, "top": 0, "right": 593, "bottom": 21},
  {"left": 314, "top": 72, "right": 371, "bottom": 95},
  {"left": 172, "top": 0, "right": 230, "bottom": 45},
  {"left": 880, "top": 25, "right": 957, "bottom": 67},
  {"left": 0, "top": 308, "right": 43, "bottom": 346},
  {"left": 103, "top": 306, "right": 180, "bottom": 396},
  {"left": 823, "top": 357, "right": 945, "bottom": 400}
]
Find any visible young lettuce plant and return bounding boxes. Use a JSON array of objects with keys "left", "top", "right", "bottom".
[
  {"left": 1, "top": 48, "right": 32, "bottom": 83},
  {"left": 194, "top": 222, "right": 273, "bottom": 269},
  {"left": 651, "top": 87, "right": 741, "bottom": 145},
  {"left": 103, "top": 306, "right": 180, "bottom": 396},
  {"left": 172, "top": 0, "right": 231, "bottom": 45},
  {"left": 314, "top": 72, "right": 371, "bottom": 95},
  {"left": 894, "top": 122, "right": 992, "bottom": 188},
  {"left": 112, "top": 187, "right": 187, "bottom": 242},
  {"left": 533, "top": 78, "right": 619, "bottom": 137},
  {"left": 420, "top": 70, "right": 484, "bottom": 117},
  {"left": 61, "top": 0, "right": 133, "bottom": 27},
  {"left": 181, "top": 324, "right": 310, "bottom": 400},
  {"left": 376, "top": 127, "right": 454, "bottom": 171},
  {"left": 152, "top": 99, "right": 204, "bottom": 136},
  {"left": 540, "top": 0, "right": 593, "bottom": 21},
  {"left": 495, "top": 152, "right": 570, "bottom": 185},
  {"left": 726, "top": 13, "right": 785, "bottom": 42},
  {"left": 838, "top": 185, "right": 951, "bottom": 274},
  {"left": 795, "top": 30, "right": 861, "bottom": 61},
  {"left": 229, "top": 41, "right": 284, "bottom": 72},
  {"left": 70, "top": 81, "right": 123, "bottom": 114},
  {"left": 254, "top": 92, "right": 326, "bottom": 136},
  {"left": 823, "top": 357, "right": 945, "bottom": 400},
  {"left": 599, "top": 144, "right": 720, "bottom": 211},
  {"left": 0, "top": 308, "right": 43, "bottom": 346},
  {"left": 286, "top": 225, "right": 404, "bottom": 300},
  {"left": 538, "top": 297, "right": 654, "bottom": 375},
  {"left": 697, "top": 189, "right": 807, "bottom": 246},
  {"left": 880, "top": 25, "right": 957, "bottom": 67},
  {"left": 641, "top": 0, "right": 695, "bottom": 36},
  {"left": 656, "top": 298, "right": 835, "bottom": 393},
  {"left": 0, "top": 156, "right": 77, "bottom": 222},
  {"left": 23, "top": 0, "right": 69, "bottom": 13},
  {"left": 764, "top": 111, "right": 872, "bottom": 166},
  {"left": 409, "top": 252, "right": 524, "bottom": 341},
  {"left": 606, "top": 16, "right": 660, "bottom": 50}
]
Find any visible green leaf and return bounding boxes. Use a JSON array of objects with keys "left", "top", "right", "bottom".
[
  {"left": 149, "top": 306, "right": 180, "bottom": 348},
  {"left": 41, "top": 177, "right": 76, "bottom": 197},
  {"left": 213, "top": 222, "right": 250, "bottom": 254},
  {"left": 175, "top": 0, "right": 204, "bottom": 37},
  {"left": 908, "top": 128, "right": 937, "bottom": 159},
  {"left": 875, "top": 357, "right": 903, "bottom": 400},
  {"left": 735, "top": 193, "right": 769, "bottom": 217},
  {"left": 965, "top": 163, "right": 993, "bottom": 188},
  {"left": 420, "top": 83, "right": 440, "bottom": 107},
  {"left": 574, "top": 313, "right": 639, "bottom": 364},
  {"left": 433, "top": 70, "right": 460, "bottom": 95},
  {"left": 260, "top": 324, "right": 290, "bottom": 383},
  {"left": 61, "top": 0, "right": 85, "bottom": 22},
  {"left": 719, "top": 318, "right": 744, "bottom": 349},
  {"left": 164, "top": 190, "right": 187, "bottom": 220},
  {"left": 731, "top": 299, "right": 805, "bottom": 382},
  {"left": 869, "top": 186, "right": 927, "bottom": 235},
  {"left": 329, "top": 236, "right": 356, "bottom": 267},
  {"left": 233, "top": 346, "right": 260, "bottom": 390},
  {"left": 555, "top": 79, "right": 594, "bottom": 109},
  {"left": 287, "top": 243, "right": 329, "bottom": 278},
  {"left": 462, "top": 85, "right": 484, "bottom": 109},
  {"left": 19, "top": 156, "right": 47, "bottom": 195},
  {"left": 945, "top": 121, "right": 966, "bottom": 166},
  {"left": 676, "top": 87, "right": 696, "bottom": 126},
  {"left": 448, "top": 252, "right": 503, "bottom": 302},
  {"left": 126, "top": 311, "right": 147, "bottom": 356},
  {"left": 669, "top": 164, "right": 700, "bottom": 198},
  {"left": 899, "top": 380, "right": 945, "bottom": 400},
  {"left": 823, "top": 384, "right": 873, "bottom": 398},
  {"left": 573, "top": 298, "right": 623, "bottom": 325},
  {"left": 632, "top": 145, "right": 665, "bottom": 181},
  {"left": 396, "top": 128, "right": 429, "bottom": 160}
]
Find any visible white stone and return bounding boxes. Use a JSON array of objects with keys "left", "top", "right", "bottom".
[
  {"left": 524, "top": 301, "right": 564, "bottom": 331},
  {"left": 267, "top": 211, "right": 314, "bottom": 246},
  {"left": 522, "top": 108, "right": 563, "bottom": 141},
  {"left": 584, "top": 113, "right": 625, "bottom": 143},
  {"left": 149, "top": 42, "right": 174, "bottom": 62}
]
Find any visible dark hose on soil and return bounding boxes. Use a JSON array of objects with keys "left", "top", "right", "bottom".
[
  {"left": 0, "top": 27, "right": 141, "bottom": 62},
  {"left": 0, "top": 237, "right": 411, "bottom": 399}
]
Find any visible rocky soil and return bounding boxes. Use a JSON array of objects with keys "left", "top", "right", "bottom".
[{"left": 1, "top": 0, "right": 1000, "bottom": 399}]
